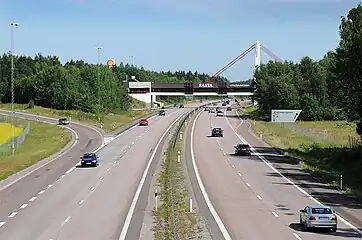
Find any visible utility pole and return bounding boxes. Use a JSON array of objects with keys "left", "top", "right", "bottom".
[
  {"left": 95, "top": 47, "right": 102, "bottom": 124},
  {"left": 10, "top": 22, "right": 19, "bottom": 156}
]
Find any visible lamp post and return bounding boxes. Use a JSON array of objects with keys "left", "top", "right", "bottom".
[
  {"left": 95, "top": 47, "right": 102, "bottom": 124},
  {"left": 10, "top": 22, "right": 19, "bottom": 156}
]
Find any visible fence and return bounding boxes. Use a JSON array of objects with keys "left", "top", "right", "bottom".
[{"left": 0, "top": 115, "right": 31, "bottom": 156}]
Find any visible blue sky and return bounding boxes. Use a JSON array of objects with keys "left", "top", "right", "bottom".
[{"left": 0, "top": 0, "right": 360, "bottom": 80}]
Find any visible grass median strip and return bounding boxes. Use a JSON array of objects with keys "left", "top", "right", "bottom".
[
  {"left": 0, "top": 120, "right": 71, "bottom": 181},
  {"left": 153, "top": 120, "right": 197, "bottom": 239},
  {"left": 240, "top": 105, "right": 361, "bottom": 198},
  {"left": 0, "top": 104, "right": 156, "bottom": 133}
]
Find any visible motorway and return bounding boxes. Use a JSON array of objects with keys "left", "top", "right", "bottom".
[
  {"left": 0, "top": 104, "right": 203, "bottom": 240},
  {"left": 189, "top": 103, "right": 362, "bottom": 240}
]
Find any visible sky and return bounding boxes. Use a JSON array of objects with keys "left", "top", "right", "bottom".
[{"left": 0, "top": 0, "right": 360, "bottom": 81}]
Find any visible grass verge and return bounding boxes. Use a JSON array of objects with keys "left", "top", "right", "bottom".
[
  {"left": 0, "top": 104, "right": 156, "bottom": 133},
  {"left": 0, "top": 122, "right": 23, "bottom": 144},
  {"left": 0, "top": 120, "right": 71, "bottom": 181},
  {"left": 153, "top": 120, "right": 197, "bottom": 239},
  {"left": 240, "top": 105, "right": 361, "bottom": 198}
]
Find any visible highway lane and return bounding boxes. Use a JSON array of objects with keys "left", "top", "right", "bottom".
[
  {"left": 192, "top": 108, "right": 295, "bottom": 240},
  {"left": 0, "top": 107, "right": 189, "bottom": 240},
  {"left": 0, "top": 111, "right": 103, "bottom": 227},
  {"left": 222, "top": 108, "right": 362, "bottom": 239},
  {"left": 191, "top": 104, "right": 361, "bottom": 240}
]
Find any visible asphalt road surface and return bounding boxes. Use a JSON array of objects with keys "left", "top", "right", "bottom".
[
  {"left": 190, "top": 103, "right": 361, "bottom": 240},
  {"left": 0, "top": 103, "right": 206, "bottom": 240}
]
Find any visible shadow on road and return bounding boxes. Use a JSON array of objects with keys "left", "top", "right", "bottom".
[{"left": 289, "top": 223, "right": 361, "bottom": 238}]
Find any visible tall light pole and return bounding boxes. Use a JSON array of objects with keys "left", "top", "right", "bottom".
[
  {"left": 10, "top": 22, "right": 19, "bottom": 156},
  {"left": 95, "top": 47, "right": 102, "bottom": 124},
  {"left": 129, "top": 55, "right": 134, "bottom": 66}
]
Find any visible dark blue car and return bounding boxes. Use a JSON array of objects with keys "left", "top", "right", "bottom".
[{"left": 80, "top": 152, "right": 99, "bottom": 167}]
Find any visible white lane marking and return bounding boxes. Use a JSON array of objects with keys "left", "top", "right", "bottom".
[
  {"left": 107, "top": 167, "right": 111, "bottom": 171},
  {"left": 47, "top": 184, "right": 52, "bottom": 189},
  {"left": 231, "top": 164, "right": 235, "bottom": 168},
  {"left": 114, "top": 161, "right": 117, "bottom": 164},
  {"left": 91, "top": 187, "right": 95, "bottom": 191},
  {"left": 8, "top": 212, "right": 18, "bottom": 218},
  {"left": 124, "top": 150, "right": 127, "bottom": 153},
  {"left": 119, "top": 154, "right": 122, "bottom": 157},
  {"left": 118, "top": 112, "right": 186, "bottom": 240},
  {"left": 0, "top": 222, "right": 5, "bottom": 228},
  {"left": 60, "top": 175, "right": 65, "bottom": 178},
  {"left": 227, "top": 112, "right": 362, "bottom": 236},
  {"left": 227, "top": 158, "right": 230, "bottom": 161},
  {"left": 79, "top": 200, "right": 84, "bottom": 205},
  {"left": 238, "top": 172, "right": 242, "bottom": 177},
  {"left": 246, "top": 183, "right": 251, "bottom": 187},
  {"left": 293, "top": 233, "right": 302, "bottom": 240},
  {"left": 66, "top": 167, "right": 75, "bottom": 174},
  {"left": 220, "top": 147, "right": 223, "bottom": 151},
  {"left": 128, "top": 146, "right": 131, "bottom": 148},
  {"left": 100, "top": 176, "right": 103, "bottom": 180},
  {"left": 64, "top": 216, "right": 71, "bottom": 223},
  {"left": 190, "top": 110, "right": 232, "bottom": 239},
  {"left": 272, "top": 211, "right": 279, "bottom": 217},
  {"left": 38, "top": 190, "right": 46, "bottom": 195},
  {"left": 135, "top": 138, "right": 138, "bottom": 141},
  {"left": 132, "top": 142, "right": 134, "bottom": 144},
  {"left": 256, "top": 195, "right": 262, "bottom": 200},
  {"left": 56, "top": 179, "right": 60, "bottom": 183},
  {"left": 20, "top": 203, "right": 28, "bottom": 209},
  {"left": 29, "top": 197, "right": 37, "bottom": 202}
]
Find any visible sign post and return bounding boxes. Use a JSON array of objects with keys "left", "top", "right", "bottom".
[{"left": 271, "top": 110, "right": 302, "bottom": 123}]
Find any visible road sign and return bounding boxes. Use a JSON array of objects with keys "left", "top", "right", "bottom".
[{"left": 271, "top": 109, "right": 302, "bottom": 123}]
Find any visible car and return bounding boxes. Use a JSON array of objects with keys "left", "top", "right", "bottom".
[
  {"left": 227, "top": 106, "right": 232, "bottom": 111},
  {"left": 173, "top": 103, "right": 177, "bottom": 107},
  {"left": 212, "top": 103, "right": 217, "bottom": 106},
  {"left": 161, "top": 106, "right": 165, "bottom": 109},
  {"left": 211, "top": 127, "right": 223, "bottom": 137},
  {"left": 159, "top": 110, "right": 166, "bottom": 116},
  {"left": 179, "top": 104, "right": 184, "bottom": 108},
  {"left": 217, "top": 110, "right": 223, "bottom": 116},
  {"left": 58, "top": 118, "right": 69, "bottom": 125},
  {"left": 204, "top": 107, "right": 209, "bottom": 111},
  {"left": 209, "top": 109, "right": 215, "bottom": 113},
  {"left": 226, "top": 100, "right": 230, "bottom": 104},
  {"left": 80, "top": 152, "right": 99, "bottom": 167},
  {"left": 139, "top": 119, "right": 148, "bottom": 126},
  {"left": 234, "top": 144, "right": 251, "bottom": 155},
  {"left": 222, "top": 102, "right": 227, "bottom": 106},
  {"left": 299, "top": 205, "right": 337, "bottom": 232}
]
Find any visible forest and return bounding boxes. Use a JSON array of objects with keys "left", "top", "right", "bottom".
[
  {"left": 253, "top": 4, "right": 361, "bottom": 124},
  {"left": 0, "top": 54, "right": 226, "bottom": 114}
]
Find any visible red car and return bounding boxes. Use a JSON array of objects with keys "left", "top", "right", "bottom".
[{"left": 139, "top": 119, "right": 148, "bottom": 126}]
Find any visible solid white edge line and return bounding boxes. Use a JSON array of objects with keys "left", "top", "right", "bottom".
[
  {"left": 228, "top": 109, "right": 362, "bottom": 236},
  {"left": 190, "top": 110, "right": 232, "bottom": 240},
  {"left": 118, "top": 111, "right": 186, "bottom": 240}
]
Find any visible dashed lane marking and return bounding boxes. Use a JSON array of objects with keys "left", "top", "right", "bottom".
[
  {"left": 91, "top": 186, "right": 95, "bottom": 191},
  {"left": 47, "top": 184, "right": 52, "bottom": 189},
  {"left": 29, "top": 197, "right": 37, "bottom": 202},
  {"left": 107, "top": 167, "right": 111, "bottom": 171},
  {"left": 238, "top": 172, "right": 242, "bottom": 177},
  {"left": 0, "top": 222, "right": 5, "bottom": 228},
  {"left": 100, "top": 176, "right": 103, "bottom": 180},
  {"left": 124, "top": 150, "right": 127, "bottom": 153},
  {"left": 60, "top": 174, "right": 65, "bottom": 179},
  {"left": 256, "top": 195, "right": 262, "bottom": 200},
  {"left": 246, "top": 183, "right": 251, "bottom": 187},
  {"left": 66, "top": 167, "right": 75, "bottom": 174},
  {"left": 272, "top": 211, "right": 279, "bottom": 217},
  {"left": 8, "top": 212, "right": 18, "bottom": 218},
  {"left": 293, "top": 233, "right": 302, "bottom": 240},
  {"left": 64, "top": 216, "right": 71, "bottom": 223},
  {"left": 78, "top": 200, "right": 84, "bottom": 205},
  {"left": 231, "top": 164, "right": 235, "bottom": 168},
  {"left": 19, "top": 203, "right": 28, "bottom": 209},
  {"left": 38, "top": 190, "right": 46, "bottom": 195}
]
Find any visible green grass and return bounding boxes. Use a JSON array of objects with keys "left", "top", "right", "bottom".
[
  {"left": 153, "top": 121, "right": 197, "bottom": 240},
  {"left": 0, "top": 104, "right": 156, "bottom": 133},
  {"left": 0, "top": 120, "right": 71, "bottom": 181},
  {"left": 240, "top": 106, "right": 361, "bottom": 198}
]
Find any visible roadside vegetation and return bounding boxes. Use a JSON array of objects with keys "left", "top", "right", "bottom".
[
  {"left": 153, "top": 121, "right": 197, "bottom": 239},
  {"left": 0, "top": 120, "right": 71, "bottom": 181},
  {"left": 245, "top": 4, "right": 361, "bottom": 198},
  {"left": 0, "top": 122, "right": 23, "bottom": 144}
]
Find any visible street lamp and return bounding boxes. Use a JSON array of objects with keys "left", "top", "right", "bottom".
[
  {"left": 95, "top": 47, "right": 102, "bottom": 124},
  {"left": 10, "top": 22, "right": 19, "bottom": 156}
]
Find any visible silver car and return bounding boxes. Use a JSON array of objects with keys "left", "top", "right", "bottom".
[{"left": 299, "top": 205, "right": 337, "bottom": 232}]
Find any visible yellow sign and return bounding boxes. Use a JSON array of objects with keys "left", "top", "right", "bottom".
[{"left": 106, "top": 59, "right": 115, "bottom": 66}]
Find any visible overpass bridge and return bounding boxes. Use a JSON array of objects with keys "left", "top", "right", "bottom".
[{"left": 125, "top": 40, "right": 281, "bottom": 105}]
